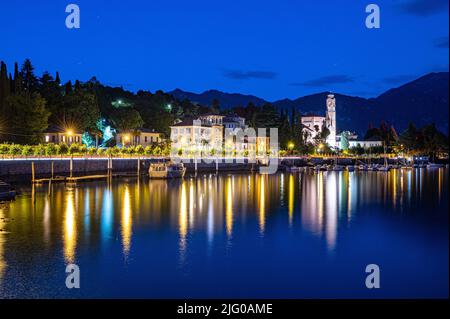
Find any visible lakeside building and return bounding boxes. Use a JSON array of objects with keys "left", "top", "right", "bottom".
[
  {"left": 116, "top": 128, "right": 164, "bottom": 147},
  {"left": 170, "top": 114, "right": 270, "bottom": 155},
  {"left": 42, "top": 126, "right": 83, "bottom": 145},
  {"left": 338, "top": 135, "right": 383, "bottom": 149},
  {"left": 301, "top": 94, "right": 382, "bottom": 150}
]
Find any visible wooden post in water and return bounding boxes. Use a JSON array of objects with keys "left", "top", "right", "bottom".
[
  {"left": 215, "top": 156, "right": 219, "bottom": 175},
  {"left": 31, "top": 161, "right": 35, "bottom": 183},
  {"left": 70, "top": 156, "right": 73, "bottom": 178},
  {"left": 137, "top": 157, "right": 141, "bottom": 176},
  {"left": 51, "top": 161, "right": 54, "bottom": 179}
]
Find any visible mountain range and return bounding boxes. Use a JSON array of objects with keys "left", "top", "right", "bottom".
[{"left": 169, "top": 72, "right": 449, "bottom": 135}]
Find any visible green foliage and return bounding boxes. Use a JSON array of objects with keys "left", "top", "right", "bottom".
[
  {"left": 33, "top": 144, "right": 46, "bottom": 156},
  {"left": 58, "top": 143, "right": 69, "bottom": 155},
  {"left": 111, "top": 108, "right": 144, "bottom": 131},
  {"left": 0, "top": 144, "right": 10, "bottom": 154},
  {"left": 9, "top": 144, "right": 22, "bottom": 155},
  {"left": 135, "top": 145, "right": 145, "bottom": 155},
  {"left": 144, "top": 145, "right": 153, "bottom": 156},
  {"left": 45, "top": 143, "right": 57, "bottom": 156},
  {"left": 5, "top": 93, "right": 50, "bottom": 144},
  {"left": 87, "top": 147, "right": 97, "bottom": 155},
  {"left": 21, "top": 145, "right": 33, "bottom": 156}
]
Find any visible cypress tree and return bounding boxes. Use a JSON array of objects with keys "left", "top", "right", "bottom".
[
  {"left": 55, "top": 71, "right": 61, "bottom": 86},
  {"left": 0, "top": 61, "right": 5, "bottom": 111},
  {"left": 65, "top": 81, "right": 73, "bottom": 95},
  {"left": 13, "top": 62, "right": 22, "bottom": 94}
]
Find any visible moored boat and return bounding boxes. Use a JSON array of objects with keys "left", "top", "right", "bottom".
[
  {"left": 148, "top": 162, "right": 186, "bottom": 179},
  {"left": 427, "top": 163, "right": 444, "bottom": 168}
]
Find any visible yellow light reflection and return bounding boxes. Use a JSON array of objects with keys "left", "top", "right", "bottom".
[
  {"left": 121, "top": 185, "right": 133, "bottom": 257},
  {"left": 225, "top": 177, "right": 233, "bottom": 237},
  {"left": 288, "top": 174, "right": 294, "bottom": 226},
  {"left": 0, "top": 206, "right": 6, "bottom": 283},
  {"left": 63, "top": 189, "right": 77, "bottom": 264},
  {"left": 179, "top": 182, "right": 188, "bottom": 253},
  {"left": 258, "top": 175, "right": 266, "bottom": 234}
]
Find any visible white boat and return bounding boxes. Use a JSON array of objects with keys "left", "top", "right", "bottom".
[
  {"left": 331, "top": 165, "right": 345, "bottom": 171},
  {"left": 286, "top": 166, "right": 301, "bottom": 172},
  {"left": 346, "top": 166, "right": 355, "bottom": 172},
  {"left": 149, "top": 162, "right": 186, "bottom": 179},
  {"left": 427, "top": 163, "right": 444, "bottom": 168},
  {"left": 358, "top": 164, "right": 368, "bottom": 171},
  {"left": 378, "top": 166, "right": 390, "bottom": 172}
]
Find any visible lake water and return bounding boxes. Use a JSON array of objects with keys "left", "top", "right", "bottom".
[{"left": 0, "top": 168, "right": 448, "bottom": 298}]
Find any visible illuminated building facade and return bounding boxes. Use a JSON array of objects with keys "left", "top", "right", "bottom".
[
  {"left": 116, "top": 128, "right": 164, "bottom": 147},
  {"left": 42, "top": 126, "right": 83, "bottom": 145}
]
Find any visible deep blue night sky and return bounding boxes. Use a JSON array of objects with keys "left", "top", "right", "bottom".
[{"left": 1, "top": 0, "right": 448, "bottom": 100}]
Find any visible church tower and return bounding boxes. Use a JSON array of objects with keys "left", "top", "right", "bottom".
[{"left": 325, "top": 94, "right": 337, "bottom": 148}]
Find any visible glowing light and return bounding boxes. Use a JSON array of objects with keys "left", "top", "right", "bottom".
[
  {"left": 97, "top": 118, "right": 116, "bottom": 147},
  {"left": 288, "top": 142, "right": 295, "bottom": 150},
  {"left": 226, "top": 177, "right": 233, "bottom": 237},
  {"left": 179, "top": 182, "right": 188, "bottom": 254},
  {"left": 67, "top": 130, "right": 73, "bottom": 136},
  {"left": 63, "top": 189, "right": 77, "bottom": 263},
  {"left": 258, "top": 175, "right": 266, "bottom": 235},
  {"left": 288, "top": 174, "right": 294, "bottom": 226},
  {"left": 121, "top": 186, "right": 132, "bottom": 258}
]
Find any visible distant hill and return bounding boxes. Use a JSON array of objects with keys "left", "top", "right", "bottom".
[
  {"left": 168, "top": 89, "right": 267, "bottom": 108},
  {"left": 168, "top": 72, "right": 449, "bottom": 135},
  {"left": 371, "top": 72, "right": 449, "bottom": 134}
]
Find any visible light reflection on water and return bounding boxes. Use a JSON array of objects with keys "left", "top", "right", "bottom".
[{"left": 0, "top": 168, "right": 448, "bottom": 298}]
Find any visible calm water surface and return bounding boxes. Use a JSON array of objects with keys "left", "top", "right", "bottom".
[{"left": 0, "top": 169, "right": 448, "bottom": 298}]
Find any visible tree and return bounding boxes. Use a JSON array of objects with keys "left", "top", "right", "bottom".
[
  {"left": 211, "top": 99, "right": 220, "bottom": 114},
  {"left": 399, "top": 122, "right": 418, "bottom": 151},
  {"left": 6, "top": 93, "right": 50, "bottom": 144},
  {"left": 111, "top": 108, "right": 144, "bottom": 131},
  {"left": 0, "top": 61, "right": 10, "bottom": 114},
  {"left": 13, "top": 62, "right": 22, "bottom": 94},
  {"left": 60, "top": 83, "right": 101, "bottom": 132},
  {"left": 20, "top": 59, "right": 38, "bottom": 93},
  {"left": 340, "top": 131, "right": 350, "bottom": 151}
]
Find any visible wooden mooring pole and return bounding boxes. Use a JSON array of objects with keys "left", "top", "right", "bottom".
[
  {"left": 137, "top": 157, "right": 141, "bottom": 176},
  {"left": 70, "top": 156, "right": 74, "bottom": 178},
  {"left": 31, "top": 161, "right": 35, "bottom": 183}
]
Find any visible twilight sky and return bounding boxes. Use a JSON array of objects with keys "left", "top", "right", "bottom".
[{"left": 1, "top": 0, "right": 448, "bottom": 100}]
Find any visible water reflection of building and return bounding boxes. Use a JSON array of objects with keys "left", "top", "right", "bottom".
[{"left": 0, "top": 204, "right": 6, "bottom": 283}]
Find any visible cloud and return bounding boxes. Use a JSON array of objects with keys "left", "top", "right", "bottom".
[
  {"left": 223, "top": 69, "right": 277, "bottom": 80},
  {"left": 397, "top": 0, "right": 448, "bottom": 16},
  {"left": 434, "top": 36, "right": 449, "bottom": 48},
  {"left": 382, "top": 74, "right": 416, "bottom": 85},
  {"left": 290, "top": 75, "right": 354, "bottom": 87}
]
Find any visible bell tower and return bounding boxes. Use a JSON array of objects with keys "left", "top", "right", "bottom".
[{"left": 326, "top": 94, "right": 337, "bottom": 148}]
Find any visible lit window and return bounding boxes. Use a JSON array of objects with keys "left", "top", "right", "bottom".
[{"left": 45, "top": 135, "right": 50, "bottom": 142}]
